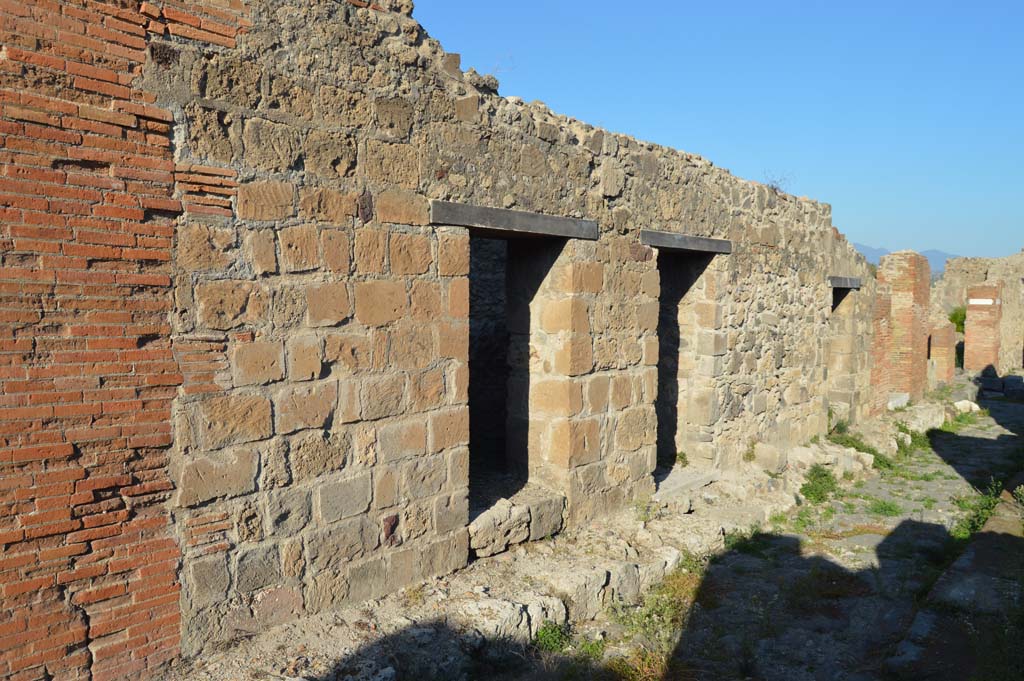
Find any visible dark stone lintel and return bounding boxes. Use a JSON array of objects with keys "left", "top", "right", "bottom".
[
  {"left": 429, "top": 200, "right": 598, "bottom": 240},
  {"left": 828, "top": 276, "right": 862, "bottom": 290},
  {"left": 639, "top": 229, "right": 732, "bottom": 254}
]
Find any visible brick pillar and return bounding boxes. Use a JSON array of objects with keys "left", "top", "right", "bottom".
[
  {"left": 929, "top": 320, "right": 957, "bottom": 385},
  {"left": 878, "top": 252, "right": 931, "bottom": 403},
  {"left": 964, "top": 283, "right": 1003, "bottom": 373},
  {"left": 868, "top": 285, "right": 893, "bottom": 416}
]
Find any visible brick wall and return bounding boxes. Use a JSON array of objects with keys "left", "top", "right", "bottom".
[
  {"left": 0, "top": 1, "right": 248, "bottom": 679},
  {"left": 964, "top": 283, "right": 1003, "bottom": 373},
  {"left": 868, "top": 286, "right": 893, "bottom": 415},
  {"left": 878, "top": 252, "right": 930, "bottom": 402},
  {"left": 929, "top": 320, "right": 957, "bottom": 386}
]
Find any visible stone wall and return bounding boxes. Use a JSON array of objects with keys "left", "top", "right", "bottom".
[
  {"left": 932, "top": 250, "right": 1024, "bottom": 374},
  {"left": 0, "top": 0, "right": 926, "bottom": 678}
]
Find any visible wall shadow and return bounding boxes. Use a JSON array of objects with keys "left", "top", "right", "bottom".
[
  {"left": 654, "top": 252, "right": 713, "bottom": 480},
  {"left": 312, "top": 389, "right": 1024, "bottom": 681},
  {"left": 468, "top": 235, "right": 565, "bottom": 521}
]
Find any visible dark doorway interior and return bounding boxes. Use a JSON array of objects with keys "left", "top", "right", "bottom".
[
  {"left": 468, "top": 235, "right": 562, "bottom": 518},
  {"left": 655, "top": 251, "right": 714, "bottom": 480}
]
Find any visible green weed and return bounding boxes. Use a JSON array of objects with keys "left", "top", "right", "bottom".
[{"left": 800, "top": 464, "right": 839, "bottom": 504}]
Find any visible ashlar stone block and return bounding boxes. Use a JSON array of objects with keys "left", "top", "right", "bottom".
[
  {"left": 275, "top": 382, "right": 338, "bottom": 434},
  {"left": 177, "top": 447, "right": 258, "bottom": 507},
  {"left": 315, "top": 472, "right": 372, "bottom": 524},
  {"left": 306, "top": 282, "right": 351, "bottom": 327},
  {"left": 231, "top": 341, "right": 284, "bottom": 387},
  {"left": 192, "top": 394, "right": 273, "bottom": 450}
]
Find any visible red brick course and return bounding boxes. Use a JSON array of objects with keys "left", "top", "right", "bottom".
[
  {"left": 929, "top": 320, "right": 957, "bottom": 385},
  {"left": 964, "top": 283, "right": 1003, "bottom": 373},
  {"left": 878, "top": 252, "right": 931, "bottom": 402}
]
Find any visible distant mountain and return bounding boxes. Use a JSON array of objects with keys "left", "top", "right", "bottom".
[{"left": 852, "top": 243, "right": 959, "bottom": 275}]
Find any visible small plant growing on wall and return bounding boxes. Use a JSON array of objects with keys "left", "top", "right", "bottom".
[
  {"left": 949, "top": 306, "right": 967, "bottom": 334},
  {"left": 676, "top": 450, "right": 689, "bottom": 468}
]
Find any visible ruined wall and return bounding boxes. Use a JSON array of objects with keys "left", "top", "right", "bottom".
[
  {"left": 878, "top": 252, "right": 931, "bottom": 403},
  {"left": 0, "top": 0, "right": 892, "bottom": 676},
  {"left": 0, "top": 1, "right": 254, "bottom": 679},
  {"left": 965, "top": 283, "right": 1004, "bottom": 373},
  {"left": 933, "top": 250, "right": 1024, "bottom": 374},
  {"left": 929, "top": 320, "right": 957, "bottom": 386}
]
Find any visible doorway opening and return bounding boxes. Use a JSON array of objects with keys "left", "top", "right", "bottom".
[
  {"left": 654, "top": 251, "right": 714, "bottom": 481},
  {"left": 467, "top": 234, "right": 563, "bottom": 519}
]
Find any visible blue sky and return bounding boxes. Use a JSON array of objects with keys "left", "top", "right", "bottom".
[{"left": 414, "top": 1, "right": 1023, "bottom": 258}]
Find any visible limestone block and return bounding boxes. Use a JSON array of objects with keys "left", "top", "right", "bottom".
[
  {"left": 306, "top": 517, "right": 375, "bottom": 572},
  {"left": 236, "top": 545, "right": 281, "bottom": 592},
  {"left": 242, "top": 118, "right": 301, "bottom": 172},
  {"left": 316, "top": 472, "right": 372, "bottom": 524},
  {"left": 354, "top": 280, "right": 408, "bottom": 326},
  {"left": 178, "top": 223, "right": 234, "bottom": 271},
  {"left": 428, "top": 408, "right": 469, "bottom": 453},
  {"left": 385, "top": 231, "right": 430, "bottom": 274},
  {"left": 243, "top": 229, "right": 277, "bottom": 275},
  {"left": 279, "top": 225, "right": 319, "bottom": 273},
  {"left": 192, "top": 394, "right": 273, "bottom": 450},
  {"left": 753, "top": 442, "right": 787, "bottom": 474},
  {"left": 195, "top": 281, "right": 268, "bottom": 330},
  {"left": 299, "top": 188, "right": 357, "bottom": 223},
  {"left": 599, "top": 160, "right": 626, "bottom": 198},
  {"left": 364, "top": 140, "right": 419, "bottom": 189},
  {"left": 954, "top": 400, "right": 981, "bottom": 414},
  {"left": 177, "top": 447, "right": 258, "bottom": 507},
  {"left": 377, "top": 419, "right": 426, "bottom": 463},
  {"left": 302, "top": 129, "right": 355, "bottom": 178},
  {"left": 321, "top": 229, "right": 351, "bottom": 273},
  {"left": 237, "top": 180, "right": 295, "bottom": 221},
  {"left": 898, "top": 403, "right": 946, "bottom": 433},
  {"left": 186, "top": 554, "right": 229, "bottom": 608},
  {"left": 530, "top": 379, "right": 583, "bottom": 417},
  {"left": 437, "top": 233, "right": 469, "bottom": 276},
  {"left": 553, "top": 337, "right": 594, "bottom": 376},
  {"left": 447, "top": 278, "right": 469, "bottom": 318},
  {"left": 469, "top": 499, "right": 530, "bottom": 558},
  {"left": 410, "top": 280, "right": 442, "bottom": 320},
  {"left": 455, "top": 598, "right": 531, "bottom": 642},
  {"left": 540, "top": 567, "right": 610, "bottom": 620},
  {"left": 433, "top": 491, "right": 469, "bottom": 535},
  {"left": 348, "top": 556, "right": 388, "bottom": 602},
  {"left": 549, "top": 418, "right": 600, "bottom": 468},
  {"left": 376, "top": 189, "right": 429, "bottom": 226},
  {"left": 231, "top": 341, "right": 284, "bottom": 387},
  {"left": 265, "top": 487, "right": 311, "bottom": 536},
  {"left": 274, "top": 382, "right": 337, "bottom": 434},
  {"left": 540, "top": 298, "right": 590, "bottom": 334},
  {"left": 324, "top": 333, "right": 372, "bottom": 374},
  {"left": 252, "top": 586, "right": 304, "bottom": 629},
  {"left": 615, "top": 407, "right": 655, "bottom": 452},
  {"left": 402, "top": 454, "right": 447, "bottom": 499},
  {"left": 360, "top": 374, "right": 406, "bottom": 421},
  {"left": 306, "top": 281, "right": 351, "bottom": 327},
  {"left": 528, "top": 494, "right": 565, "bottom": 541},
  {"left": 288, "top": 431, "right": 348, "bottom": 481},
  {"left": 286, "top": 334, "right": 322, "bottom": 382},
  {"left": 354, "top": 228, "right": 386, "bottom": 273},
  {"left": 687, "top": 388, "right": 720, "bottom": 426}
]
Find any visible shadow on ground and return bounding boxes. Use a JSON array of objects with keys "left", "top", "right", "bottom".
[{"left": 310, "top": 399, "right": 1024, "bottom": 681}]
